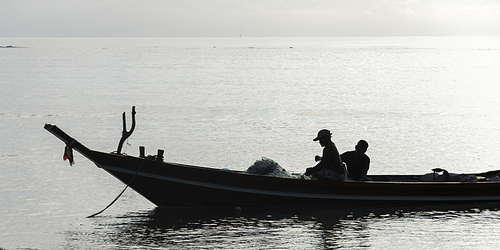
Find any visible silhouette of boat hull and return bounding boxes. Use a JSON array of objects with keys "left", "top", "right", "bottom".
[{"left": 45, "top": 124, "right": 500, "bottom": 207}]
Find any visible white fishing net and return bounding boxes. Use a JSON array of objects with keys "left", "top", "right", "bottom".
[{"left": 245, "top": 157, "right": 300, "bottom": 179}]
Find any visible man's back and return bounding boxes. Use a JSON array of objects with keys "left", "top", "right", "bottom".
[{"left": 341, "top": 151, "right": 370, "bottom": 180}]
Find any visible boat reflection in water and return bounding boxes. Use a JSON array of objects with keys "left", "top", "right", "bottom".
[{"left": 65, "top": 203, "right": 500, "bottom": 249}]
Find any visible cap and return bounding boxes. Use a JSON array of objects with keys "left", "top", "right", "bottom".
[{"left": 313, "top": 129, "right": 331, "bottom": 141}]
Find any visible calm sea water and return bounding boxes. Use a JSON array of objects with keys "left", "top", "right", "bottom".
[{"left": 1, "top": 37, "right": 500, "bottom": 249}]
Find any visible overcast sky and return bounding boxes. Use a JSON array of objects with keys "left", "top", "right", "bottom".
[{"left": 1, "top": 0, "right": 500, "bottom": 37}]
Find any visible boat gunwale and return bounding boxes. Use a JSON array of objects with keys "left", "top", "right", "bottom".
[{"left": 82, "top": 148, "right": 500, "bottom": 188}]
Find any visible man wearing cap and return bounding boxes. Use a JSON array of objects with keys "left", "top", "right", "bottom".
[{"left": 305, "top": 129, "right": 346, "bottom": 181}]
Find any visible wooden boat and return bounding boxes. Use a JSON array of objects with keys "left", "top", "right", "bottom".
[{"left": 44, "top": 110, "right": 500, "bottom": 207}]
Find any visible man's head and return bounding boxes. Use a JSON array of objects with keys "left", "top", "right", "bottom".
[
  {"left": 313, "top": 129, "right": 333, "bottom": 146},
  {"left": 313, "top": 129, "right": 331, "bottom": 141},
  {"left": 355, "top": 140, "right": 369, "bottom": 153}
]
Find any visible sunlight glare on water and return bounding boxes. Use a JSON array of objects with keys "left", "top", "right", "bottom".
[{"left": 1, "top": 37, "right": 500, "bottom": 249}]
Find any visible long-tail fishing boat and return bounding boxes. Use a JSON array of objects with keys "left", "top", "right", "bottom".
[{"left": 45, "top": 107, "right": 500, "bottom": 207}]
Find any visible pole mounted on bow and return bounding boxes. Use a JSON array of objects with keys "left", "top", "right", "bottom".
[{"left": 116, "top": 106, "right": 136, "bottom": 154}]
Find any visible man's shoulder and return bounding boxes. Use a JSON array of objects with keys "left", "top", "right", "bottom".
[
  {"left": 341, "top": 150, "right": 355, "bottom": 156},
  {"left": 363, "top": 154, "right": 370, "bottom": 160}
]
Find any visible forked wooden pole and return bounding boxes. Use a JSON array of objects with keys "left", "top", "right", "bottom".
[{"left": 116, "top": 106, "right": 136, "bottom": 154}]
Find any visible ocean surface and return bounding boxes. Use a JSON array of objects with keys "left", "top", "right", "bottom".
[{"left": 1, "top": 36, "right": 500, "bottom": 249}]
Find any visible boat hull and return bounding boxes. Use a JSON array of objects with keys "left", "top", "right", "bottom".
[
  {"left": 90, "top": 151, "right": 500, "bottom": 207},
  {"left": 45, "top": 124, "right": 500, "bottom": 207}
]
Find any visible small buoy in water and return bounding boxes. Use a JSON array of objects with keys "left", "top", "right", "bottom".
[{"left": 234, "top": 206, "right": 241, "bottom": 214}]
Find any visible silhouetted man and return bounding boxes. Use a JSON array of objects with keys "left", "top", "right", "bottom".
[
  {"left": 341, "top": 140, "right": 370, "bottom": 181},
  {"left": 305, "top": 129, "right": 346, "bottom": 181}
]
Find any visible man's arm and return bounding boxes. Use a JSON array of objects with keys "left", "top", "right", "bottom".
[
  {"left": 357, "top": 157, "right": 370, "bottom": 181},
  {"left": 357, "top": 167, "right": 368, "bottom": 181},
  {"left": 305, "top": 147, "right": 333, "bottom": 175}
]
